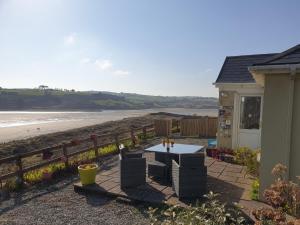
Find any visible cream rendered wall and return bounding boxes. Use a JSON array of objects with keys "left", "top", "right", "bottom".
[
  {"left": 259, "top": 74, "right": 298, "bottom": 197},
  {"left": 290, "top": 78, "right": 300, "bottom": 181}
]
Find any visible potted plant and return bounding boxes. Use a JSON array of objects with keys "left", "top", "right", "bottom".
[
  {"left": 42, "top": 169, "right": 53, "bottom": 181},
  {"left": 78, "top": 163, "right": 98, "bottom": 185},
  {"left": 206, "top": 148, "right": 214, "bottom": 157}
]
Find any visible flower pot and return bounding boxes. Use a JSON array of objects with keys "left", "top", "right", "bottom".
[
  {"left": 206, "top": 148, "right": 213, "bottom": 157},
  {"left": 78, "top": 164, "right": 98, "bottom": 185}
]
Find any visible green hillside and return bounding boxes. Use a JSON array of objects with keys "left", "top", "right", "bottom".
[{"left": 0, "top": 88, "right": 218, "bottom": 110}]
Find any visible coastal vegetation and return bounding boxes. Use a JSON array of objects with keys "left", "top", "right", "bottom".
[{"left": 0, "top": 87, "right": 218, "bottom": 110}]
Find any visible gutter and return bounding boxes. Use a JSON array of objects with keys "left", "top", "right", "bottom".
[{"left": 248, "top": 64, "right": 300, "bottom": 87}]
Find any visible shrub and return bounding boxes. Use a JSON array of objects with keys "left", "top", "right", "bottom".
[
  {"left": 8, "top": 140, "right": 126, "bottom": 189},
  {"left": 149, "top": 192, "right": 247, "bottom": 225},
  {"left": 252, "top": 163, "right": 300, "bottom": 224},
  {"left": 234, "top": 147, "right": 260, "bottom": 176},
  {"left": 251, "top": 179, "right": 260, "bottom": 200}
]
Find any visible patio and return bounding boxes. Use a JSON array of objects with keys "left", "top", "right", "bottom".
[{"left": 74, "top": 138, "right": 254, "bottom": 207}]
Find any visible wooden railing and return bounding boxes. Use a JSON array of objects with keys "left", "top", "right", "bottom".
[
  {"left": 0, "top": 116, "right": 218, "bottom": 186},
  {"left": 0, "top": 124, "right": 155, "bottom": 185}
]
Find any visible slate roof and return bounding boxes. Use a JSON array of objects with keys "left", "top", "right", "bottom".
[
  {"left": 253, "top": 44, "right": 300, "bottom": 66},
  {"left": 215, "top": 53, "right": 276, "bottom": 83}
]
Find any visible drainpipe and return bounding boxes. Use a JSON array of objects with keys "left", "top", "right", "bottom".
[{"left": 286, "top": 66, "right": 296, "bottom": 179}]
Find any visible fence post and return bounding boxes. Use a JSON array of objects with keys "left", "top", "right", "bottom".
[
  {"left": 91, "top": 135, "right": 99, "bottom": 160},
  {"left": 130, "top": 127, "right": 136, "bottom": 146},
  {"left": 114, "top": 134, "right": 120, "bottom": 153},
  {"left": 176, "top": 120, "right": 179, "bottom": 132},
  {"left": 142, "top": 126, "right": 147, "bottom": 140},
  {"left": 62, "top": 143, "right": 69, "bottom": 168},
  {"left": 16, "top": 155, "right": 24, "bottom": 186},
  {"left": 204, "top": 116, "right": 208, "bottom": 137}
]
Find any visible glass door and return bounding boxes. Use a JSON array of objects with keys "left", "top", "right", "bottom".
[{"left": 238, "top": 96, "right": 262, "bottom": 149}]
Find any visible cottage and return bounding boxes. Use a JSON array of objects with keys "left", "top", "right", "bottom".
[{"left": 215, "top": 44, "right": 300, "bottom": 196}]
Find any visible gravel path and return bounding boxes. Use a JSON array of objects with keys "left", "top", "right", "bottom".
[{"left": 0, "top": 176, "right": 150, "bottom": 225}]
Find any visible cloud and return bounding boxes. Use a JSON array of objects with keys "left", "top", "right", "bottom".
[
  {"left": 114, "top": 70, "right": 130, "bottom": 76},
  {"left": 205, "top": 68, "right": 212, "bottom": 73},
  {"left": 95, "top": 59, "right": 113, "bottom": 70},
  {"left": 64, "top": 33, "right": 76, "bottom": 46},
  {"left": 80, "top": 58, "right": 91, "bottom": 64}
]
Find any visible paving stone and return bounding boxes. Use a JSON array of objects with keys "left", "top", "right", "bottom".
[
  {"left": 100, "top": 180, "right": 119, "bottom": 190},
  {"left": 237, "top": 178, "right": 254, "bottom": 185},
  {"left": 95, "top": 175, "right": 112, "bottom": 184},
  {"left": 109, "top": 177, "right": 120, "bottom": 183},
  {"left": 162, "top": 187, "right": 174, "bottom": 195},
  {"left": 208, "top": 166, "right": 225, "bottom": 173},
  {"left": 221, "top": 171, "right": 245, "bottom": 178},
  {"left": 218, "top": 175, "right": 238, "bottom": 183},
  {"left": 207, "top": 171, "right": 219, "bottom": 178},
  {"left": 223, "top": 166, "right": 243, "bottom": 173}
]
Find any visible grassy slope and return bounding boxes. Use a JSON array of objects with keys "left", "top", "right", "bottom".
[{"left": 0, "top": 88, "right": 218, "bottom": 110}]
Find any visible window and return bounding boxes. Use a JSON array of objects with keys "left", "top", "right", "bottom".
[{"left": 240, "top": 96, "right": 261, "bottom": 129}]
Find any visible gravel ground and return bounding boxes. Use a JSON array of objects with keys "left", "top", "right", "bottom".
[
  {"left": 0, "top": 138, "right": 209, "bottom": 225},
  {"left": 0, "top": 176, "right": 151, "bottom": 225}
]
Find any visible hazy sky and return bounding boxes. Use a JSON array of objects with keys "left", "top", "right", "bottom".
[{"left": 0, "top": 0, "right": 300, "bottom": 97}]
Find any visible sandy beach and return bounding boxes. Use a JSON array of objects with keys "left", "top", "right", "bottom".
[{"left": 0, "top": 108, "right": 217, "bottom": 143}]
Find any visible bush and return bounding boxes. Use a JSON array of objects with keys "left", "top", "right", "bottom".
[
  {"left": 252, "top": 163, "right": 300, "bottom": 224},
  {"left": 149, "top": 192, "right": 248, "bottom": 225},
  {"left": 234, "top": 147, "right": 260, "bottom": 176},
  {"left": 251, "top": 179, "right": 260, "bottom": 200}
]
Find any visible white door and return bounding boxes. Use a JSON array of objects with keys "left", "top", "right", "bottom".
[{"left": 238, "top": 96, "right": 262, "bottom": 149}]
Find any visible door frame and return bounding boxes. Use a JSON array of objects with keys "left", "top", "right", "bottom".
[{"left": 232, "top": 93, "right": 264, "bottom": 149}]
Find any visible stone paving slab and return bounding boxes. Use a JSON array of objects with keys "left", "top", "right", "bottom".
[{"left": 74, "top": 151, "right": 254, "bottom": 206}]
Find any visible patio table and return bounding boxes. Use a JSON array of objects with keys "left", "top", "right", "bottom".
[{"left": 145, "top": 143, "right": 205, "bottom": 180}]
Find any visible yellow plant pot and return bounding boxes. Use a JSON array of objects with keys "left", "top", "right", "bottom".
[{"left": 78, "top": 164, "right": 98, "bottom": 185}]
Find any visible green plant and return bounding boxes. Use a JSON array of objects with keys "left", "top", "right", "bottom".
[
  {"left": 3, "top": 177, "right": 22, "bottom": 191},
  {"left": 149, "top": 192, "right": 247, "bottom": 225},
  {"left": 252, "top": 163, "right": 300, "bottom": 224},
  {"left": 234, "top": 147, "right": 260, "bottom": 176},
  {"left": 251, "top": 179, "right": 260, "bottom": 200},
  {"left": 2, "top": 138, "right": 134, "bottom": 192}
]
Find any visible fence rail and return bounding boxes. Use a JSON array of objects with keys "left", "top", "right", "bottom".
[
  {"left": 0, "top": 123, "right": 154, "bottom": 184},
  {"left": 0, "top": 116, "right": 217, "bottom": 185}
]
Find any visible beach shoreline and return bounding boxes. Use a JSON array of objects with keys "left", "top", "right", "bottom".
[{"left": 0, "top": 113, "right": 180, "bottom": 158}]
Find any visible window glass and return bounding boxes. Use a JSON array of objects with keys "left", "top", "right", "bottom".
[{"left": 240, "top": 96, "right": 261, "bottom": 129}]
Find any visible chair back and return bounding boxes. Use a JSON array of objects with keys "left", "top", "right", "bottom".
[{"left": 179, "top": 153, "right": 204, "bottom": 168}]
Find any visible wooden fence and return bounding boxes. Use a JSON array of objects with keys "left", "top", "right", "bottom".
[
  {"left": 0, "top": 116, "right": 217, "bottom": 186},
  {"left": 180, "top": 116, "right": 217, "bottom": 137},
  {"left": 153, "top": 119, "right": 172, "bottom": 137},
  {"left": 0, "top": 124, "right": 154, "bottom": 186}
]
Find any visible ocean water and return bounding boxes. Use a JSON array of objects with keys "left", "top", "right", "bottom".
[{"left": 0, "top": 108, "right": 217, "bottom": 128}]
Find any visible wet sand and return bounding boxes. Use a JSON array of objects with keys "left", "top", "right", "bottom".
[{"left": 0, "top": 109, "right": 217, "bottom": 143}]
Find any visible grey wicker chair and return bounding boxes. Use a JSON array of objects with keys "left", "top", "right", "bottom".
[
  {"left": 148, "top": 160, "right": 168, "bottom": 181},
  {"left": 119, "top": 153, "right": 146, "bottom": 189},
  {"left": 172, "top": 153, "right": 207, "bottom": 199}
]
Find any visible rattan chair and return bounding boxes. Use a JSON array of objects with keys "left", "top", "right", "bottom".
[
  {"left": 119, "top": 152, "right": 146, "bottom": 189},
  {"left": 148, "top": 160, "right": 168, "bottom": 181},
  {"left": 172, "top": 153, "right": 207, "bottom": 199}
]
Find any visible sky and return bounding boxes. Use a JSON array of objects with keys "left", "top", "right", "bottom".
[{"left": 0, "top": 0, "right": 300, "bottom": 97}]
